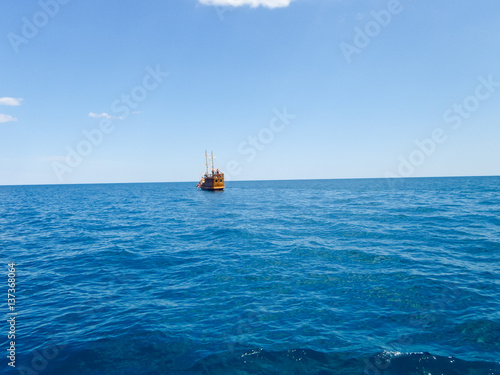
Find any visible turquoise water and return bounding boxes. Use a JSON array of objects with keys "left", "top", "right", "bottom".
[{"left": 1, "top": 177, "right": 499, "bottom": 374}]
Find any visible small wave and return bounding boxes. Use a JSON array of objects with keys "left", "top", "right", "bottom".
[{"left": 17, "top": 341, "right": 500, "bottom": 375}]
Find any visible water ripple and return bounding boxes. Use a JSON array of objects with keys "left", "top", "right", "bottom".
[{"left": 1, "top": 177, "right": 499, "bottom": 374}]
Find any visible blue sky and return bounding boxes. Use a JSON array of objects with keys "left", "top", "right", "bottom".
[{"left": 1, "top": 0, "right": 499, "bottom": 185}]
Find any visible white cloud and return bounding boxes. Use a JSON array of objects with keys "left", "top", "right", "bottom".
[
  {"left": 198, "top": 0, "right": 293, "bottom": 8},
  {"left": 0, "top": 114, "right": 18, "bottom": 123},
  {"left": 0, "top": 97, "right": 23, "bottom": 106},
  {"left": 89, "top": 112, "right": 112, "bottom": 119}
]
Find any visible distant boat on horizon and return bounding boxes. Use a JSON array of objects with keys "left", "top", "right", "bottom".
[{"left": 197, "top": 151, "right": 225, "bottom": 191}]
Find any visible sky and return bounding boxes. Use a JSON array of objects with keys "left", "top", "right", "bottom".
[{"left": 1, "top": 0, "right": 499, "bottom": 185}]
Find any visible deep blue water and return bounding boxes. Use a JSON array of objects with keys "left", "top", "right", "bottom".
[{"left": 1, "top": 177, "right": 499, "bottom": 375}]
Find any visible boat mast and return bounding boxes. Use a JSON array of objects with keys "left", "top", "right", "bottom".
[
  {"left": 211, "top": 151, "right": 214, "bottom": 173},
  {"left": 205, "top": 150, "right": 209, "bottom": 176}
]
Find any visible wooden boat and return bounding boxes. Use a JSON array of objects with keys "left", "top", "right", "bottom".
[{"left": 197, "top": 151, "right": 225, "bottom": 191}]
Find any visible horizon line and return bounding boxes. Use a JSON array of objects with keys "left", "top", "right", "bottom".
[{"left": 1, "top": 174, "right": 499, "bottom": 187}]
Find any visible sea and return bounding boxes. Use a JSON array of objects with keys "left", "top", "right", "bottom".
[{"left": 1, "top": 176, "right": 499, "bottom": 375}]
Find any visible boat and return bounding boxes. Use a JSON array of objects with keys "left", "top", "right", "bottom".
[{"left": 197, "top": 151, "right": 225, "bottom": 191}]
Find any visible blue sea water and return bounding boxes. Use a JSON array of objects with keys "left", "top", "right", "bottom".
[{"left": 1, "top": 176, "right": 499, "bottom": 375}]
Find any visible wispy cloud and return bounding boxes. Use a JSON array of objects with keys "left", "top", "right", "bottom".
[
  {"left": 0, "top": 114, "right": 18, "bottom": 123},
  {"left": 0, "top": 97, "right": 23, "bottom": 106},
  {"left": 89, "top": 111, "right": 140, "bottom": 120},
  {"left": 198, "top": 0, "right": 293, "bottom": 8},
  {"left": 89, "top": 112, "right": 112, "bottom": 119}
]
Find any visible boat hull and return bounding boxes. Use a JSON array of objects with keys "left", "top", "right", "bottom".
[
  {"left": 198, "top": 173, "right": 225, "bottom": 191},
  {"left": 200, "top": 186, "right": 224, "bottom": 191}
]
